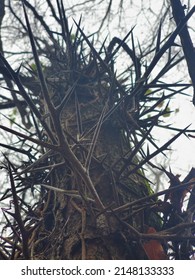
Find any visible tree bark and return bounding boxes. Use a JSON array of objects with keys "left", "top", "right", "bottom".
[{"left": 26, "top": 64, "right": 158, "bottom": 260}]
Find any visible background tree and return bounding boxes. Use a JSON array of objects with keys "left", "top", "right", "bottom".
[{"left": 0, "top": 0, "right": 195, "bottom": 260}]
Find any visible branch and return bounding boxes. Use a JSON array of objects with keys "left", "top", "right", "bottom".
[
  {"left": 170, "top": 1, "right": 195, "bottom": 105},
  {"left": 6, "top": 161, "right": 30, "bottom": 259},
  {"left": 113, "top": 179, "right": 195, "bottom": 213}
]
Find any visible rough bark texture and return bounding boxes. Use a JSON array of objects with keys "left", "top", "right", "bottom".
[{"left": 24, "top": 65, "right": 157, "bottom": 260}]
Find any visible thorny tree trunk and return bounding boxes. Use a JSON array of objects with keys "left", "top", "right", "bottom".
[{"left": 30, "top": 73, "right": 154, "bottom": 260}]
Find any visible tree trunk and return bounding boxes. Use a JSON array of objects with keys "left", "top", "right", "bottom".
[{"left": 27, "top": 65, "right": 157, "bottom": 260}]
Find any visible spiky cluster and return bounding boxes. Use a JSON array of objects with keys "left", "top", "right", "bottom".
[{"left": 0, "top": 0, "right": 195, "bottom": 260}]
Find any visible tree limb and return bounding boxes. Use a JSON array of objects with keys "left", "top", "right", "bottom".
[{"left": 170, "top": 1, "right": 195, "bottom": 105}]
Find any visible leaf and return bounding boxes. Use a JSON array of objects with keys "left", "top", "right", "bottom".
[
  {"left": 163, "top": 107, "right": 171, "bottom": 118},
  {"left": 157, "top": 101, "right": 164, "bottom": 108},
  {"left": 175, "top": 108, "right": 180, "bottom": 113},
  {"left": 144, "top": 89, "right": 152, "bottom": 96},
  {"left": 8, "top": 108, "right": 18, "bottom": 125},
  {"left": 143, "top": 227, "right": 167, "bottom": 260}
]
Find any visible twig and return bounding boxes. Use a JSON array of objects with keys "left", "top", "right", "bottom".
[
  {"left": 113, "top": 180, "right": 195, "bottom": 213},
  {"left": 6, "top": 161, "right": 30, "bottom": 259}
]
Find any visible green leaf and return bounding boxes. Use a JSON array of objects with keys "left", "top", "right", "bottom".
[
  {"left": 145, "top": 89, "right": 152, "bottom": 95},
  {"left": 163, "top": 107, "right": 171, "bottom": 117}
]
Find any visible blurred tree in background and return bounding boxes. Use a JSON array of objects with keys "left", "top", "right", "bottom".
[{"left": 0, "top": 0, "right": 195, "bottom": 260}]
